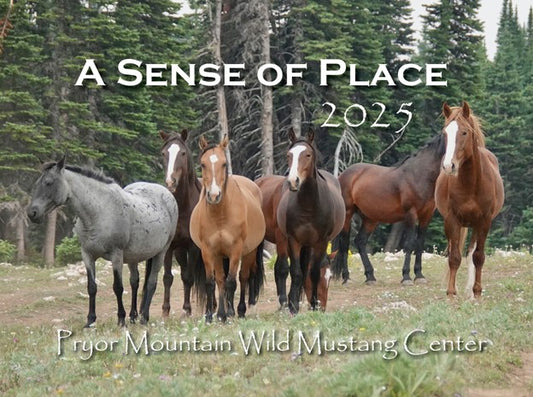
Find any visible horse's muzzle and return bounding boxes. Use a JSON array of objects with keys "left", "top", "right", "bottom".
[
  {"left": 27, "top": 205, "right": 43, "bottom": 223},
  {"left": 206, "top": 191, "right": 222, "bottom": 204},
  {"left": 442, "top": 162, "right": 457, "bottom": 176},
  {"left": 288, "top": 176, "right": 300, "bottom": 192}
]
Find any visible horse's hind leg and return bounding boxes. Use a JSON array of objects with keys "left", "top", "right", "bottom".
[
  {"left": 176, "top": 248, "right": 194, "bottom": 316},
  {"left": 274, "top": 232, "right": 289, "bottom": 308},
  {"left": 414, "top": 226, "right": 428, "bottom": 283},
  {"left": 444, "top": 218, "right": 462, "bottom": 297},
  {"left": 162, "top": 248, "right": 174, "bottom": 318},
  {"left": 238, "top": 258, "right": 250, "bottom": 318},
  {"left": 355, "top": 221, "right": 377, "bottom": 284},
  {"left": 110, "top": 251, "right": 126, "bottom": 327},
  {"left": 401, "top": 217, "right": 417, "bottom": 285},
  {"left": 128, "top": 263, "right": 139, "bottom": 323},
  {"left": 331, "top": 210, "right": 352, "bottom": 283}
]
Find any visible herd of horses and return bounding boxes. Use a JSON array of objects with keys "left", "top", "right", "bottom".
[{"left": 26, "top": 102, "right": 504, "bottom": 327}]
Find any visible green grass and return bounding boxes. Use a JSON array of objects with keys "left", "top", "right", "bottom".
[{"left": 0, "top": 252, "right": 532, "bottom": 396}]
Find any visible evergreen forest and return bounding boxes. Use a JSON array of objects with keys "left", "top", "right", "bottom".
[{"left": 1, "top": 0, "right": 532, "bottom": 264}]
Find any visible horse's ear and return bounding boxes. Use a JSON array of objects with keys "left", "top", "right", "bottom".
[
  {"left": 220, "top": 134, "right": 229, "bottom": 149},
  {"left": 288, "top": 128, "right": 296, "bottom": 143},
  {"left": 199, "top": 135, "right": 208, "bottom": 150},
  {"left": 180, "top": 129, "right": 188, "bottom": 141},
  {"left": 56, "top": 156, "right": 66, "bottom": 171},
  {"left": 307, "top": 128, "right": 315, "bottom": 144},
  {"left": 159, "top": 130, "right": 169, "bottom": 141},
  {"left": 442, "top": 102, "right": 452, "bottom": 118},
  {"left": 462, "top": 101, "right": 470, "bottom": 118}
]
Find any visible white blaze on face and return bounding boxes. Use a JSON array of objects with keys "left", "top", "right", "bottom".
[
  {"left": 287, "top": 145, "right": 307, "bottom": 185},
  {"left": 208, "top": 153, "right": 221, "bottom": 197},
  {"left": 442, "top": 120, "right": 458, "bottom": 173},
  {"left": 166, "top": 144, "right": 180, "bottom": 185}
]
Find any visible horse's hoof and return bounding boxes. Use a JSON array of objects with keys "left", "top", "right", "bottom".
[
  {"left": 83, "top": 322, "right": 96, "bottom": 329},
  {"left": 365, "top": 280, "right": 377, "bottom": 286},
  {"left": 414, "top": 277, "right": 427, "bottom": 284},
  {"left": 401, "top": 279, "right": 414, "bottom": 286},
  {"left": 342, "top": 277, "right": 351, "bottom": 285}
]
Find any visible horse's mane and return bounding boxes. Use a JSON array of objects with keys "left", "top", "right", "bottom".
[
  {"left": 43, "top": 162, "right": 116, "bottom": 184},
  {"left": 447, "top": 106, "right": 486, "bottom": 147},
  {"left": 393, "top": 134, "right": 445, "bottom": 168}
]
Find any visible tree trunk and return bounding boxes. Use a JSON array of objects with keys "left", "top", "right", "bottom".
[
  {"left": 384, "top": 222, "right": 404, "bottom": 253},
  {"left": 214, "top": 0, "right": 232, "bottom": 173},
  {"left": 15, "top": 215, "right": 25, "bottom": 263},
  {"left": 290, "top": 1, "right": 304, "bottom": 137},
  {"left": 260, "top": 0, "right": 274, "bottom": 176},
  {"left": 43, "top": 209, "right": 57, "bottom": 267}
]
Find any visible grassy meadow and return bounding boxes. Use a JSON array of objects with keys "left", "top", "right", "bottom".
[{"left": 0, "top": 250, "right": 532, "bottom": 396}]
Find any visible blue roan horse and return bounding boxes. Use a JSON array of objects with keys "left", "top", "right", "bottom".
[{"left": 27, "top": 158, "right": 178, "bottom": 327}]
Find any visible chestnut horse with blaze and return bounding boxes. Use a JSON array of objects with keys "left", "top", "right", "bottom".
[
  {"left": 276, "top": 129, "right": 345, "bottom": 314},
  {"left": 256, "top": 175, "right": 331, "bottom": 310},
  {"left": 436, "top": 102, "right": 504, "bottom": 298},
  {"left": 190, "top": 135, "right": 265, "bottom": 322}
]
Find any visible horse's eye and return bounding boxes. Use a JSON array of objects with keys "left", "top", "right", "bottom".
[
  {"left": 306, "top": 153, "right": 312, "bottom": 158},
  {"left": 462, "top": 131, "right": 467, "bottom": 136},
  {"left": 201, "top": 163, "right": 206, "bottom": 169},
  {"left": 222, "top": 163, "right": 227, "bottom": 168},
  {"left": 181, "top": 151, "right": 186, "bottom": 156}
]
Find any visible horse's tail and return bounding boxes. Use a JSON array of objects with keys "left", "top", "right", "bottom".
[
  {"left": 331, "top": 228, "right": 350, "bottom": 282},
  {"left": 250, "top": 240, "right": 265, "bottom": 304},
  {"left": 192, "top": 246, "right": 207, "bottom": 309}
]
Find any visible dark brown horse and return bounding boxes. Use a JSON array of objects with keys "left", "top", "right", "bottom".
[
  {"left": 159, "top": 130, "right": 205, "bottom": 317},
  {"left": 331, "top": 133, "right": 446, "bottom": 284},
  {"left": 435, "top": 102, "right": 504, "bottom": 297},
  {"left": 276, "top": 129, "right": 345, "bottom": 314},
  {"left": 256, "top": 175, "right": 332, "bottom": 310},
  {"left": 190, "top": 135, "right": 265, "bottom": 322}
]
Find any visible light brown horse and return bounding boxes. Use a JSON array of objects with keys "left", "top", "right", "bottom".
[
  {"left": 190, "top": 135, "right": 266, "bottom": 322},
  {"left": 436, "top": 102, "right": 504, "bottom": 298},
  {"left": 256, "top": 175, "right": 332, "bottom": 310},
  {"left": 331, "top": 133, "right": 445, "bottom": 285},
  {"left": 276, "top": 129, "right": 345, "bottom": 314}
]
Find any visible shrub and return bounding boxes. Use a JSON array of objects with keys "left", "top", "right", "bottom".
[
  {"left": 55, "top": 236, "right": 82, "bottom": 266},
  {"left": 0, "top": 239, "right": 16, "bottom": 263}
]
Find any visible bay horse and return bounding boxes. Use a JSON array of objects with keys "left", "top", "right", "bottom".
[
  {"left": 435, "top": 101, "right": 504, "bottom": 297},
  {"left": 190, "top": 135, "right": 265, "bottom": 322},
  {"left": 276, "top": 129, "right": 345, "bottom": 314},
  {"left": 27, "top": 158, "right": 178, "bottom": 327},
  {"left": 256, "top": 174, "right": 332, "bottom": 309},
  {"left": 331, "top": 133, "right": 446, "bottom": 284},
  {"left": 159, "top": 129, "right": 205, "bottom": 317}
]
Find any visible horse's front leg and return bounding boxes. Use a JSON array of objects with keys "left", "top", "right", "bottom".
[
  {"left": 225, "top": 242, "right": 243, "bottom": 319},
  {"left": 127, "top": 263, "right": 139, "bottom": 323},
  {"left": 287, "top": 238, "right": 303, "bottom": 314},
  {"left": 444, "top": 217, "right": 462, "bottom": 297},
  {"left": 140, "top": 250, "right": 165, "bottom": 324},
  {"left": 201, "top": 248, "right": 221, "bottom": 323},
  {"left": 309, "top": 243, "right": 328, "bottom": 311},
  {"left": 82, "top": 250, "right": 97, "bottom": 328},
  {"left": 161, "top": 247, "right": 174, "bottom": 318},
  {"left": 110, "top": 251, "right": 126, "bottom": 327},
  {"left": 470, "top": 225, "right": 489, "bottom": 298}
]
